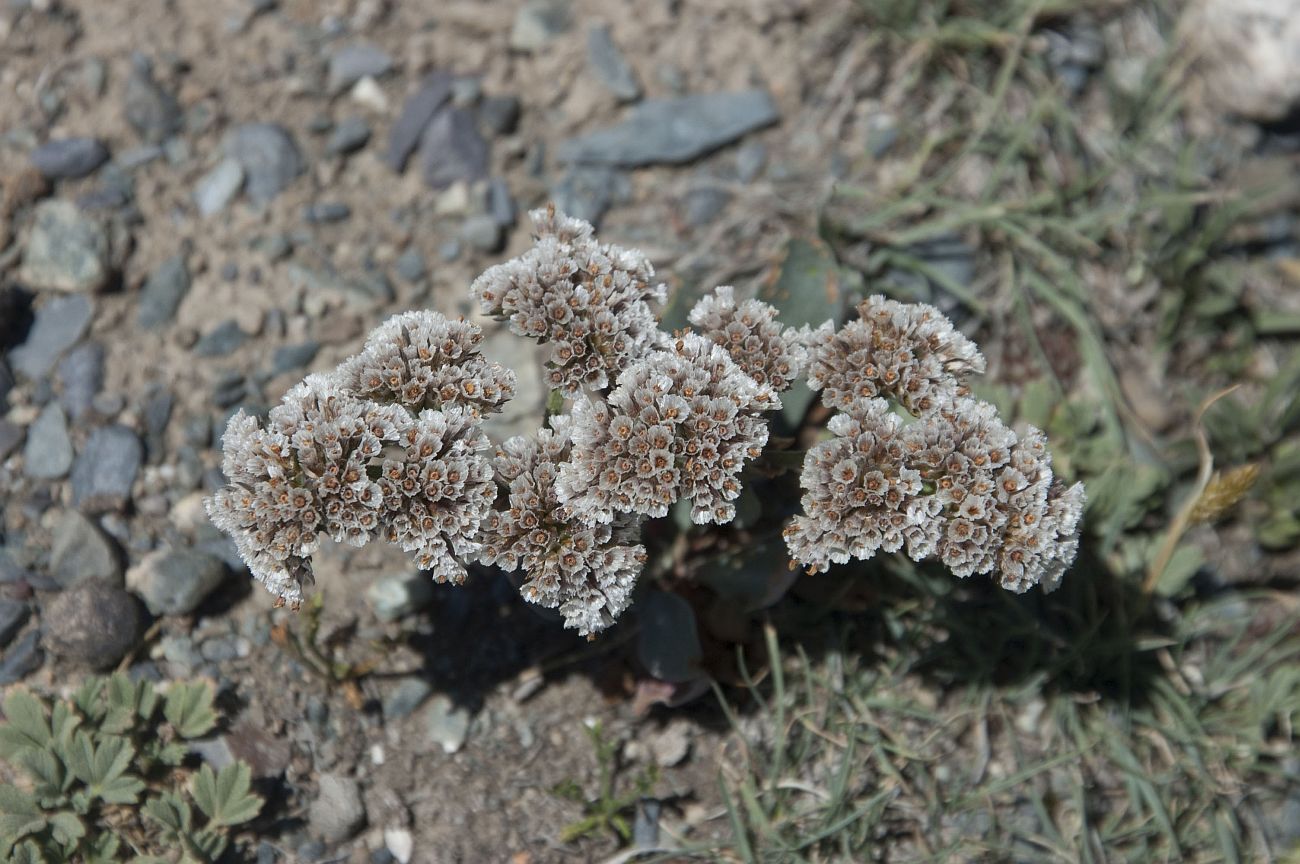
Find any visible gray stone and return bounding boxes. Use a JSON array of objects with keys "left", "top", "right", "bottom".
[
  {"left": 142, "top": 387, "right": 174, "bottom": 462},
  {"left": 222, "top": 124, "right": 304, "bottom": 205},
  {"left": 124, "top": 62, "right": 182, "bottom": 143},
  {"left": 71, "top": 425, "right": 142, "bottom": 512},
  {"left": 138, "top": 255, "right": 191, "bottom": 329},
  {"left": 683, "top": 176, "right": 730, "bottom": 226},
  {"left": 394, "top": 247, "right": 426, "bottom": 283},
  {"left": 586, "top": 24, "right": 641, "bottom": 101},
  {"left": 23, "top": 403, "right": 73, "bottom": 480},
  {"left": 418, "top": 106, "right": 489, "bottom": 190},
  {"left": 510, "top": 0, "right": 571, "bottom": 51},
  {"left": 43, "top": 581, "right": 143, "bottom": 668},
  {"left": 735, "top": 140, "right": 767, "bottom": 182},
  {"left": 0, "top": 599, "right": 29, "bottom": 649},
  {"left": 452, "top": 76, "right": 483, "bottom": 107},
  {"left": 116, "top": 145, "right": 164, "bottom": 170},
  {"left": 385, "top": 71, "right": 454, "bottom": 173},
  {"left": 421, "top": 695, "right": 471, "bottom": 754},
  {"left": 382, "top": 677, "right": 432, "bottom": 721},
  {"left": 308, "top": 773, "right": 367, "bottom": 844},
  {"left": 460, "top": 215, "right": 501, "bottom": 252},
  {"left": 632, "top": 799, "right": 661, "bottom": 849},
  {"left": 437, "top": 240, "right": 461, "bottom": 262},
  {"left": 0, "top": 360, "right": 12, "bottom": 409},
  {"left": 0, "top": 421, "right": 23, "bottom": 461},
  {"left": 366, "top": 571, "right": 433, "bottom": 622},
  {"left": 0, "top": 631, "right": 43, "bottom": 685},
  {"left": 199, "top": 633, "right": 243, "bottom": 662},
  {"left": 256, "top": 233, "right": 293, "bottom": 262},
  {"left": 272, "top": 341, "right": 321, "bottom": 375},
  {"left": 487, "top": 177, "right": 515, "bottom": 227},
  {"left": 305, "top": 202, "right": 351, "bottom": 224},
  {"left": 194, "top": 319, "right": 247, "bottom": 357},
  {"left": 49, "top": 510, "right": 121, "bottom": 587},
  {"left": 91, "top": 392, "right": 125, "bottom": 418},
  {"left": 478, "top": 95, "right": 521, "bottom": 136},
  {"left": 57, "top": 341, "right": 105, "bottom": 420},
  {"left": 31, "top": 137, "right": 110, "bottom": 179},
  {"left": 9, "top": 293, "right": 94, "bottom": 380},
  {"left": 18, "top": 200, "right": 111, "bottom": 293},
  {"left": 160, "top": 634, "right": 202, "bottom": 674},
  {"left": 327, "top": 42, "right": 393, "bottom": 94},
  {"left": 127, "top": 547, "right": 228, "bottom": 616},
  {"left": 550, "top": 166, "right": 626, "bottom": 228},
  {"left": 558, "top": 89, "right": 780, "bottom": 167},
  {"left": 194, "top": 158, "right": 245, "bottom": 217},
  {"left": 326, "top": 117, "right": 371, "bottom": 155}
]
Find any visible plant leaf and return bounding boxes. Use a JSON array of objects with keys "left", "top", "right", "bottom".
[
  {"left": 48, "top": 810, "right": 85, "bottom": 847},
  {"left": 0, "top": 689, "right": 50, "bottom": 758},
  {"left": 0, "top": 787, "right": 45, "bottom": 857},
  {"left": 190, "top": 827, "right": 230, "bottom": 861},
  {"left": 143, "top": 790, "right": 192, "bottom": 836},
  {"left": 9, "top": 840, "right": 50, "bottom": 864},
  {"left": 72, "top": 677, "right": 107, "bottom": 722},
  {"left": 192, "top": 762, "right": 263, "bottom": 827},
  {"left": 164, "top": 681, "right": 218, "bottom": 739},
  {"left": 17, "top": 748, "right": 65, "bottom": 799},
  {"left": 635, "top": 590, "right": 704, "bottom": 684}
]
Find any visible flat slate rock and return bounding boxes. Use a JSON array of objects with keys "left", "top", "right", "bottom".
[
  {"left": 50, "top": 509, "right": 122, "bottom": 587},
  {"left": 71, "top": 424, "right": 142, "bottom": 512},
  {"left": 222, "top": 123, "right": 304, "bottom": 205},
  {"left": 9, "top": 293, "right": 94, "bottom": 380},
  {"left": 586, "top": 24, "right": 641, "bottom": 101},
  {"left": 18, "top": 200, "right": 111, "bottom": 293},
  {"left": 137, "top": 254, "right": 192, "bottom": 328},
  {"left": 557, "top": 89, "right": 780, "bottom": 167},
  {"left": 23, "top": 403, "right": 73, "bottom": 480},
  {"left": 0, "top": 630, "right": 43, "bottom": 685},
  {"left": 57, "top": 341, "right": 105, "bottom": 420},
  {"left": 418, "top": 106, "right": 489, "bottom": 189},
  {"left": 327, "top": 41, "right": 393, "bottom": 93},
  {"left": 385, "top": 71, "right": 454, "bottom": 173},
  {"left": 31, "top": 137, "right": 110, "bottom": 179},
  {"left": 124, "top": 61, "right": 183, "bottom": 143}
]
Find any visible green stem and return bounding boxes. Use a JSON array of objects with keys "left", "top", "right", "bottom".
[{"left": 545, "top": 389, "right": 566, "bottom": 418}]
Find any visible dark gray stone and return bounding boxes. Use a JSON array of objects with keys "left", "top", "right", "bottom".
[
  {"left": 10, "top": 293, "right": 94, "bottom": 380},
  {"left": 49, "top": 510, "right": 121, "bottom": 587},
  {"left": 138, "top": 255, "right": 191, "bottom": 328},
  {"left": 327, "top": 42, "right": 393, "bottom": 93},
  {"left": 0, "top": 631, "right": 43, "bottom": 685},
  {"left": 382, "top": 677, "right": 433, "bottom": 720},
  {"left": 487, "top": 177, "right": 515, "bottom": 227},
  {"left": 305, "top": 202, "right": 351, "bottom": 224},
  {"left": 557, "top": 89, "right": 780, "bottom": 167},
  {"left": 43, "top": 581, "right": 143, "bottom": 668},
  {"left": 127, "top": 547, "right": 228, "bottom": 616},
  {"left": 352, "top": 271, "right": 395, "bottom": 304},
  {"left": 478, "top": 95, "right": 521, "bottom": 136},
  {"left": 386, "top": 71, "right": 454, "bottom": 173},
  {"left": 142, "top": 387, "right": 174, "bottom": 462},
  {"left": 0, "top": 421, "right": 23, "bottom": 461},
  {"left": 326, "top": 117, "right": 372, "bottom": 155},
  {"left": 394, "top": 247, "right": 426, "bottom": 283},
  {"left": 194, "top": 319, "right": 247, "bottom": 357},
  {"left": 222, "top": 124, "right": 304, "bottom": 205},
  {"left": 31, "top": 137, "right": 110, "bottom": 179},
  {"left": 18, "top": 201, "right": 111, "bottom": 293},
  {"left": 0, "top": 599, "right": 29, "bottom": 649},
  {"left": 460, "top": 215, "right": 501, "bottom": 252},
  {"left": 57, "top": 341, "right": 105, "bottom": 420},
  {"left": 272, "top": 341, "right": 321, "bottom": 375},
  {"left": 586, "top": 24, "right": 640, "bottom": 101},
  {"left": 510, "top": 0, "right": 571, "bottom": 50},
  {"left": 124, "top": 62, "right": 182, "bottom": 143},
  {"left": 0, "top": 360, "right": 13, "bottom": 408},
  {"left": 419, "top": 106, "right": 489, "bottom": 190},
  {"left": 194, "top": 159, "right": 245, "bottom": 217},
  {"left": 71, "top": 425, "right": 142, "bottom": 512},
  {"left": 550, "top": 165, "right": 627, "bottom": 228},
  {"left": 23, "top": 403, "right": 73, "bottom": 479}
]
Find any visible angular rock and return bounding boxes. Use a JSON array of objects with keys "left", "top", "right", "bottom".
[
  {"left": 43, "top": 581, "right": 144, "bottom": 668},
  {"left": 418, "top": 106, "right": 488, "bottom": 189},
  {"left": 1190, "top": 0, "right": 1300, "bottom": 122},
  {"left": 0, "top": 421, "right": 23, "bottom": 461},
  {"left": 382, "top": 677, "right": 433, "bottom": 721},
  {"left": 71, "top": 425, "right": 143, "bottom": 512},
  {"left": 487, "top": 177, "right": 515, "bottom": 227},
  {"left": 366, "top": 571, "right": 433, "bottom": 621},
  {"left": 142, "top": 387, "right": 174, "bottom": 462},
  {"left": 305, "top": 202, "right": 351, "bottom": 224},
  {"left": 194, "top": 158, "right": 245, "bottom": 217},
  {"left": 222, "top": 124, "right": 304, "bottom": 205},
  {"left": 127, "top": 547, "right": 228, "bottom": 616},
  {"left": 309, "top": 773, "right": 367, "bottom": 844},
  {"left": 385, "top": 71, "right": 453, "bottom": 172},
  {"left": 550, "top": 165, "right": 625, "bottom": 228},
  {"left": 511, "top": 0, "right": 571, "bottom": 51},
  {"left": 271, "top": 341, "right": 320, "bottom": 375},
  {"left": 124, "top": 60, "right": 183, "bottom": 143},
  {"left": 57, "top": 341, "right": 105, "bottom": 420},
  {"left": 558, "top": 89, "right": 780, "bottom": 167},
  {"left": 138, "top": 254, "right": 192, "bottom": 328},
  {"left": 19, "top": 200, "right": 111, "bottom": 293},
  {"left": 0, "top": 631, "right": 43, "bottom": 685},
  {"left": 193, "top": 319, "right": 247, "bottom": 357},
  {"left": 23, "top": 403, "right": 73, "bottom": 480},
  {"left": 421, "top": 695, "right": 471, "bottom": 754},
  {"left": 9, "top": 293, "right": 94, "bottom": 379},
  {"left": 0, "top": 599, "right": 29, "bottom": 649},
  {"left": 460, "top": 215, "right": 501, "bottom": 252},
  {"left": 587, "top": 24, "right": 641, "bottom": 101},
  {"left": 31, "top": 138, "right": 110, "bottom": 180},
  {"left": 327, "top": 42, "right": 393, "bottom": 93},
  {"left": 326, "top": 117, "right": 371, "bottom": 155},
  {"left": 49, "top": 509, "right": 122, "bottom": 587},
  {"left": 478, "top": 94, "right": 521, "bottom": 136}
]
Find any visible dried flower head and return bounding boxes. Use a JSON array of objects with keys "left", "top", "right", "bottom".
[
  {"left": 469, "top": 207, "right": 667, "bottom": 394},
  {"left": 206, "top": 374, "right": 410, "bottom": 606},
  {"left": 688, "top": 285, "right": 830, "bottom": 393},
  {"left": 479, "top": 416, "right": 647, "bottom": 636},
  {"left": 337, "top": 310, "right": 516, "bottom": 418},
  {"left": 808, "top": 295, "right": 985, "bottom": 416},
  {"left": 375, "top": 406, "right": 497, "bottom": 584},
  {"left": 784, "top": 396, "right": 1084, "bottom": 592},
  {"left": 557, "top": 333, "right": 779, "bottom": 525}
]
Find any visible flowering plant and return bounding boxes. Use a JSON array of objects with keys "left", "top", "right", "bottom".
[{"left": 207, "top": 207, "right": 1085, "bottom": 638}]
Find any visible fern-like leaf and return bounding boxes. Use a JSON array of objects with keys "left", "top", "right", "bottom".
[
  {"left": 64, "top": 732, "right": 145, "bottom": 805},
  {"left": 192, "top": 762, "right": 262, "bottom": 827},
  {"left": 164, "top": 682, "right": 217, "bottom": 739}
]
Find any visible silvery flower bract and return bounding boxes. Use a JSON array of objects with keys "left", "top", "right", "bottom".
[{"left": 688, "top": 285, "right": 830, "bottom": 393}]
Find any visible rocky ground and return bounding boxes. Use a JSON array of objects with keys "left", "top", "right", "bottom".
[{"left": 2, "top": 0, "right": 1300, "bottom": 862}]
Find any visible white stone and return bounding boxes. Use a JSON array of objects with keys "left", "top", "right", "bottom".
[{"left": 1188, "top": 0, "right": 1300, "bottom": 121}]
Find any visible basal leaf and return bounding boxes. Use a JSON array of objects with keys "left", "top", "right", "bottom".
[
  {"left": 143, "top": 790, "right": 192, "bottom": 835},
  {"left": 48, "top": 701, "right": 81, "bottom": 750},
  {"left": 63, "top": 731, "right": 97, "bottom": 786},
  {"left": 48, "top": 810, "right": 85, "bottom": 847},
  {"left": 635, "top": 590, "right": 704, "bottom": 684},
  {"left": 0, "top": 689, "right": 51, "bottom": 757},
  {"left": 17, "top": 748, "right": 65, "bottom": 798},
  {"left": 9, "top": 840, "right": 50, "bottom": 864},
  {"left": 83, "top": 832, "right": 121, "bottom": 864},
  {"left": 191, "top": 827, "right": 230, "bottom": 860},
  {"left": 72, "top": 677, "right": 107, "bottom": 722},
  {"left": 193, "top": 762, "right": 262, "bottom": 827},
  {"left": 96, "top": 773, "right": 146, "bottom": 806},
  {"left": 164, "top": 681, "right": 218, "bottom": 740}
]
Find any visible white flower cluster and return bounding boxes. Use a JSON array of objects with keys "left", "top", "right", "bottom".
[{"left": 688, "top": 285, "right": 830, "bottom": 393}]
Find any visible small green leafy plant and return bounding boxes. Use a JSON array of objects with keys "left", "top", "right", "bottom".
[
  {"left": 551, "top": 720, "right": 659, "bottom": 844},
  {"left": 0, "top": 675, "right": 262, "bottom": 863}
]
